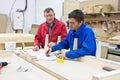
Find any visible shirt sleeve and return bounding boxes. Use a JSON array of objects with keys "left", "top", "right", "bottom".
[
  {"left": 66, "top": 30, "right": 96, "bottom": 59},
  {"left": 34, "top": 25, "right": 42, "bottom": 47},
  {"left": 51, "top": 32, "right": 70, "bottom": 52}
]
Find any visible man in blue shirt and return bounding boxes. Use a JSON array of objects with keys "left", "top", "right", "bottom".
[{"left": 45, "top": 9, "right": 96, "bottom": 59}]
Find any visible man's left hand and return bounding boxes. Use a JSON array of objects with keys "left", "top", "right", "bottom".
[
  {"left": 57, "top": 53, "right": 67, "bottom": 59},
  {"left": 48, "top": 42, "right": 55, "bottom": 47}
]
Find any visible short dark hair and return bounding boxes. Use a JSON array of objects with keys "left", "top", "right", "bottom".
[
  {"left": 44, "top": 8, "right": 54, "bottom": 13},
  {"left": 68, "top": 9, "right": 84, "bottom": 22}
]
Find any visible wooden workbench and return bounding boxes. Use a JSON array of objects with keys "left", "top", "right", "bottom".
[
  {"left": 0, "top": 33, "right": 34, "bottom": 49},
  {"left": 35, "top": 57, "right": 120, "bottom": 80},
  {"left": 0, "top": 52, "right": 57, "bottom": 80},
  {"left": 18, "top": 49, "right": 120, "bottom": 80}
]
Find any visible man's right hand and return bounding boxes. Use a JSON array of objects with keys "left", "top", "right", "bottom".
[
  {"left": 33, "top": 46, "right": 39, "bottom": 51},
  {"left": 45, "top": 47, "right": 52, "bottom": 56}
]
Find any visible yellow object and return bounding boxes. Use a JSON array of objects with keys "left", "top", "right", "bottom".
[{"left": 56, "top": 58, "right": 64, "bottom": 63}]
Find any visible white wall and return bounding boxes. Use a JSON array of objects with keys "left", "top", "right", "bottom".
[
  {"left": 23, "top": 0, "right": 36, "bottom": 33},
  {"left": 36, "top": 0, "right": 63, "bottom": 24},
  {"left": 0, "top": 0, "right": 36, "bottom": 33}
]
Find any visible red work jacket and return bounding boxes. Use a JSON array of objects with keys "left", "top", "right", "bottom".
[{"left": 34, "top": 18, "right": 67, "bottom": 48}]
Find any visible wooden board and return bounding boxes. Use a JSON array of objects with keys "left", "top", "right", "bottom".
[
  {"left": 0, "top": 52, "right": 57, "bottom": 80},
  {"left": 0, "top": 34, "right": 34, "bottom": 50},
  {"left": 35, "top": 56, "right": 120, "bottom": 80},
  {"left": 19, "top": 49, "right": 120, "bottom": 80},
  {"left": 92, "top": 70, "right": 120, "bottom": 80},
  {"left": 0, "top": 14, "right": 8, "bottom": 33},
  {"left": 63, "top": 0, "right": 80, "bottom": 17},
  {"left": 107, "top": 54, "right": 120, "bottom": 62},
  {"left": 79, "top": 0, "right": 120, "bottom": 11},
  {"left": 36, "top": 59, "right": 105, "bottom": 80},
  {"left": 29, "top": 24, "right": 38, "bottom": 34},
  {"left": 106, "top": 40, "right": 120, "bottom": 45},
  {"left": 0, "top": 33, "right": 34, "bottom": 43}
]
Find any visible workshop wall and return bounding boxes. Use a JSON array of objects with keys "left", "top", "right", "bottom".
[
  {"left": 0, "top": 0, "right": 36, "bottom": 33},
  {"left": 35, "top": 0, "right": 63, "bottom": 24}
]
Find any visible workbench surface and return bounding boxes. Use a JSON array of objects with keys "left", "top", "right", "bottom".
[
  {"left": 1, "top": 49, "right": 120, "bottom": 80},
  {"left": 0, "top": 52, "right": 57, "bottom": 80},
  {"left": 22, "top": 49, "right": 120, "bottom": 80}
]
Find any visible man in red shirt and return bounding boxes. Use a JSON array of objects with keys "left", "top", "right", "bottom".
[{"left": 33, "top": 8, "right": 67, "bottom": 51}]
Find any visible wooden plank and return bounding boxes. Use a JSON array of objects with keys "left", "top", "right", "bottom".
[
  {"left": 0, "top": 43, "right": 33, "bottom": 50},
  {"left": 19, "top": 49, "right": 104, "bottom": 80},
  {"left": 0, "top": 34, "right": 34, "bottom": 50},
  {"left": 106, "top": 40, "right": 120, "bottom": 45},
  {"left": 35, "top": 58, "right": 105, "bottom": 80},
  {"left": 79, "top": 0, "right": 120, "bottom": 11},
  {"left": 92, "top": 70, "right": 120, "bottom": 80},
  {"left": 0, "top": 52, "right": 12, "bottom": 57},
  {"left": 107, "top": 54, "right": 120, "bottom": 62},
  {"left": 78, "top": 56, "right": 120, "bottom": 69},
  {"left": 63, "top": 0, "right": 80, "bottom": 17},
  {"left": 0, "top": 53, "right": 57, "bottom": 80},
  {"left": 0, "top": 33, "right": 34, "bottom": 43},
  {"left": 15, "top": 49, "right": 120, "bottom": 80},
  {"left": 0, "top": 14, "right": 8, "bottom": 33},
  {"left": 18, "top": 54, "right": 68, "bottom": 80},
  {"left": 29, "top": 24, "right": 38, "bottom": 34}
]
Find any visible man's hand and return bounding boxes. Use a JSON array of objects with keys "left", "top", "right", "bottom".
[
  {"left": 33, "top": 46, "right": 39, "bottom": 51},
  {"left": 57, "top": 52, "right": 67, "bottom": 59},
  {"left": 45, "top": 47, "right": 52, "bottom": 56},
  {"left": 48, "top": 42, "right": 55, "bottom": 47}
]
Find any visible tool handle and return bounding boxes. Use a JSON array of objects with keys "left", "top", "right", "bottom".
[{"left": 0, "top": 62, "right": 8, "bottom": 67}]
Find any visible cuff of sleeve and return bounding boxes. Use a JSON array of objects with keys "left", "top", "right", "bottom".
[
  {"left": 65, "top": 51, "right": 73, "bottom": 59},
  {"left": 65, "top": 52, "right": 69, "bottom": 58},
  {"left": 51, "top": 46, "right": 55, "bottom": 52}
]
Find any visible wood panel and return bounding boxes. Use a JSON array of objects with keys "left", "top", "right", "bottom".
[
  {"left": 0, "top": 52, "right": 57, "bottom": 80},
  {"left": 17, "top": 49, "right": 120, "bottom": 80},
  {"left": 0, "top": 34, "right": 34, "bottom": 50},
  {"left": 0, "top": 34, "right": 34, "bottom": 43},
  {"left": 0, "top": 14, "right": 8, "bottom": 33}
]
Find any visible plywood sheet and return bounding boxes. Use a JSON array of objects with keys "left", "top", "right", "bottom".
[
  {"left": 36, "top": 59, "right": 105, "bottom": 80},
  {"left": 0, "top": 14, "right": 8, "bottom": 33},
  {"left": 63, "top": 0, "right": 80, "bottom": 17},
  {"left": 79, "top": 0, "right": 120, "bottom": 11},
  {"left": 29, "top": 24, "right": 38, "bottom": 34},
  {"left": 0, "top": 33, "right": 34, "bottom": 43},
  {"left": 108, "top": 54, "right": 120, "bottom": 62},
  {"left": 16, "top": 49, "right": 120, "bottom": 80},
  {"left": 0, "top": 53, "right": 57, "bottom": 80},
  {"left": 0, "top": 34, "right": 34, "bottom": 50}
]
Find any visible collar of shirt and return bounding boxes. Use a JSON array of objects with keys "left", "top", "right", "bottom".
[
  {"left": 71, "top": 23, "right": 85, "bottom": 36},
  {"left": 46, "top": 19, "right": 55, "bottom": 34},
  {"left": 46, "top": 21, "right": 54, "bottom": 28}
]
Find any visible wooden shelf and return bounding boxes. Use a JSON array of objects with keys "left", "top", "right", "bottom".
[
  {"left": 84, "top": 11, "right": 120, "bottom": 15},
  {"left": 84, "top": 11, "right": 120, "bottom": 21}
]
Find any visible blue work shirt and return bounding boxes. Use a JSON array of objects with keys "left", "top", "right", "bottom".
[{"left": 51, "top": 23, "right": 96, "bottom": 59}]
